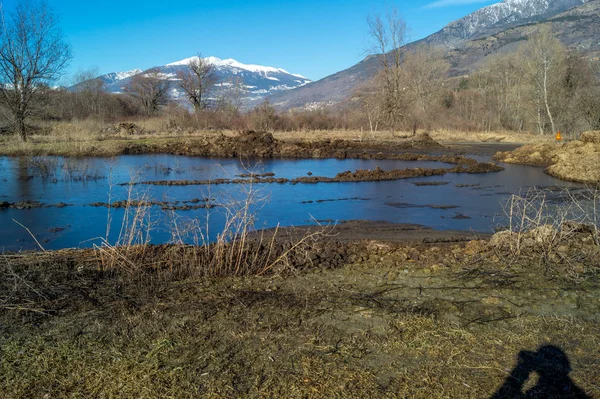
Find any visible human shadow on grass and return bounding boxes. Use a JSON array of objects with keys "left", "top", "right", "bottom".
[{"left": 491, "top": 345, "right": 590, "bottom": 399}]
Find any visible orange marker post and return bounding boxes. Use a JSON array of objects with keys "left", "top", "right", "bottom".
[{"left": 555, "top": 132, "right": 562, "bottom": 142}]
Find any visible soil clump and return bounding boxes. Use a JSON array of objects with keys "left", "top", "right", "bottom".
[
  {"left": 118, "top": 131, "right": 447, "bottom": 159},
  {"left": 123, "top": 162, "right": 503, "bottom": 187},
  {"left": 89, "top": 199, "right": 218, "bottom": 210},
  {"left": 0, "top": 200, "right": 71, "bottom": 209}
]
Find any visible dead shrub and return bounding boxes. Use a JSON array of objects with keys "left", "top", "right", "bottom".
[
  {"left": 93, "top": 163, "right": 330, "bottom": 283},
  {"left": 491, "top": 187, "right": 600, "bottom": 281}
]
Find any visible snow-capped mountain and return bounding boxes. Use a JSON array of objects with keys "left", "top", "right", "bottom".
[
  {"left": 269, "top": 0, "right": 600, "bottom": 110},
  {"left": 97, "top": 69, "right": 143, "bottom": 86},
  {"left": 81, "top": 57, "right": 311, "bottom": 109},
  {"left": 426, "top": 0, "right": 591, "bottom": 47},
  {"left": 167, "top": 56, "right": 308, "bottom": 80}
]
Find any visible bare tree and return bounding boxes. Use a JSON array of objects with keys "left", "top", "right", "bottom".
[
  {"left": 177, "top": 55, "right": 216, "bottom": 111},
  {"left": 72, "top": 67, "right": 105, "bottom": 117},
  {"left": 126, "top": 70, "right": 169, "bottom": 115},
  {"left": 353, "top": 83, "right": 382, "bottom": 137},
  {"left": 0, "top": 0, "right": 71, "bottom": 141},
  {"left": 367, "top": 7, "right": 408, "bottom": 133},
  {"left": 399, "top": 45, "right": 450, "bottom": 133},
  {"left": 519, "top": 25, "right": 567, "bottom": 135},
  {"left": 216, "top": 77, "right": 244, "bottom": 114},
  {"left": 250, "top": 99, "right": 277, "bottom": 131},
  {"left": 470, "top": 52, "right": 529, "bottom": 131}
]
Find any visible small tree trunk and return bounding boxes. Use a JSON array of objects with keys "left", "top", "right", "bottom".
[
  {"left": 368, "top": 114, "right": 375, "bottom": 138},
  {"left": 17, "top": 113, "right": 27, "bottom": 142},
  {"left": 542, "top": 61, "right": 556, "bottom": 134}
]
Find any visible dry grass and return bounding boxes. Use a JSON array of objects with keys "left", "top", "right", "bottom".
[
  {"left": 92, "top": 164, "right": 331, "bottom": 283},
  {"left": 273, "top": 128, "right": 554, "bottom": 144},
  {"left": 0, "top": 118, "right": 553, "bottom": 157},
  {"left": 1, "top": 241, "right": 598, "bottom": 398},
  {"left": 428, "top": 128, "right": 555, "bottom": 144}
]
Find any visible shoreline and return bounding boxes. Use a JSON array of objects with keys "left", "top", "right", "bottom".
[
  {"left": 0, "top": 130, "right": 522, "bottom": 158},
  {"left": 0, "top": 221, "right": 489, "bottom": 255}
]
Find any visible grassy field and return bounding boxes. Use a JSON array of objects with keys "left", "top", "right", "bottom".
[
  {"left": 1, "top": 238, "right": 598, "bottom": 398},
  {"left": 0, "top": 119, "right": 554, "bottom": 157}
]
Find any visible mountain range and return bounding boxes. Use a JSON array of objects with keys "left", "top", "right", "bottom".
[
  {"left": 80, "top": 0, "right": 600, "bottom": 112},
  {"left": 76, "top": 57, "right": 311, "bottom": 109},
  {"left": 269, "top": 0, "right": 600, "bottom": 110}
]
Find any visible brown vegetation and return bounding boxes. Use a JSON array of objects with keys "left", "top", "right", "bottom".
[
  {"left": 1, "top": 225, "right": 598, "bottom": 398},
  {"left": 0, "top": 128, "right": 448, "bottom": 157},
  {"left": 494, "top": 130, "right": 600, "bottom": 183}
]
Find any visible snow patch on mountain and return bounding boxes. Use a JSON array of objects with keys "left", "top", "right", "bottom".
[
  {"left": 114, "top": 69, "right": 142, "bottom": 81},
  {"left": 167, "top": 56, "right": 302, "bottom": 77},
  {"left": 80, "top": 56, "right": 312, "bottom": 110},
  {"left": 433, "top": 0, "right": 591, "bottom": 45}
]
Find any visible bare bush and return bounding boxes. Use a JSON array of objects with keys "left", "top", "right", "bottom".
[
  {"left": 492, "top": 187, "right": 600, "bottom": 281},
  {"left": 95, "top": 175, "right": 155, "bottom": 277},
  {"left": 94, "top": 163, "right": 330, "bottom": 282}
]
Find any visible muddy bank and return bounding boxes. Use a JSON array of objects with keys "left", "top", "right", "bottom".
[
  {"left": 446, "top": 142, "right": 522, "bottom": 156},
  {"left": 0, "top": 199, "right": 218, "bottom": 211},
  {"left": 1, "top": 130, "right": 456, "bottom": 159},
  {"left": 120, "top": 130, "right": 446, "bottom": 159},
  {"left": 494, "top": 131, "right": 600, "bottom": 183},
  {"left": 0, "top": 200, "right": 71, "bottom": 209},
  {"left": 123, "top": 162, "right": 503, "bottom": 187},
  {"left": 386, "top": 202, "right": 459, "bottom": 210},
  {"left": 259, "top": 220, "right": 480, "bottom": 244},
  {"left": 1, "top": 224, "right": 598, "bottom": 398},
  {"left": 89, "top": 199, "right": 218, "bottom": 210},
  {"left": 412, "top": 181, "right": 449, "bottom": 186},
  {"left": 301, "top": 197, "right": 370, "bottom": 204}
]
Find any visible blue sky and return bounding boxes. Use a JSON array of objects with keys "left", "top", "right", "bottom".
[{"left": 3, "top": 0, "right": 497, "bottom": 82}]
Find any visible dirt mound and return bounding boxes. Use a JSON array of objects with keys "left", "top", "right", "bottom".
[
  {"left": 105, "top": 122, "right": 146, "bottom": 135},
  {"left": 333, "top": 166, "right": 448, "bottom": 182},
  {"left": 4, "top": 200, "right": 44, "bottom": 210},
  {"left": 493, "top": 143, "right": 556, "bottom": 166},
  {"left": 546, "top": 141, "right": 600, "bottom": 183},
  {"left": 116, "top": 133, "right": 450, "bottom": 161},
  {"left": 580, "top": 130, "right": 600, "bottom": 144},
  {"left": 410, "top": 132, "right": 444, "bottom": 148},
  {"left": 494, "top": 140, "right": 600, "bottom": 183},
  {"left": 235, "top": 130, "right": 277, "bottom": 157}
]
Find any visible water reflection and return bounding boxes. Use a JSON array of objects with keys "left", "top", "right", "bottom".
[{"left": 0, "top": 155, "right": 583, "bottom": 251}]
